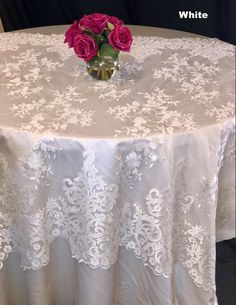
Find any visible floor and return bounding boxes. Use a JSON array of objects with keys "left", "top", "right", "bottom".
[{"left": 216, "top": 238, "right": 236, "bottom": 305}]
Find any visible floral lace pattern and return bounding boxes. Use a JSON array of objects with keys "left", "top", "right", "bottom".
[
  {"left": 0, "top": 32, "right": 235, "bottom": 303},
  {"left": 0, "top": 33, "right": 234, "bottom": 137},
  {"left": 0, "top": 119, "right": 235, "bottom": 291}
]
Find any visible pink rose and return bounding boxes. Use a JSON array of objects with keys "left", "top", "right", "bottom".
[
  {"left": 73, "top": 34, "right": 98, "bottom": 62},
  {"left": 64, "top": 21, "right": 82, "bottom": 48},
  {"left": 108, "top": 16, "right": 123, "bottom": 27},
  {"left": 79, "top": 13, "right": 109, "bottom": 34},
  {"left": 108, "top": 25, "right": 133, "bottom": 52}
]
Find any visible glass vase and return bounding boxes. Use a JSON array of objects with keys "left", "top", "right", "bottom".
[{"left": 86, "top": 56, "right": 120, "bottom": 81}]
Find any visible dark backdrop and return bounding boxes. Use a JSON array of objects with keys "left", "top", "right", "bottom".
[{"left": 0, "top": 0, "right": 236, "bottom": 44}]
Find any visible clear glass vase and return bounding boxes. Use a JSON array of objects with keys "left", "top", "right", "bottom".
[{"left": 86, "top": 56, "right": 120, "bottom": 81}]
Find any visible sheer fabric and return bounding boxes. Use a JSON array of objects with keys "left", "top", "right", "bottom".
[{"left": 0, "top": 33, "right": 235, "bottom": 305}]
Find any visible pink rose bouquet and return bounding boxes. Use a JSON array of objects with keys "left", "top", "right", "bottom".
[{"left": 64, "top": 13, "right": 133, "bottom": 80}]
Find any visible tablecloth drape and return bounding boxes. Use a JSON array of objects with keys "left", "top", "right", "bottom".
[{"left": 0, "top": 32, "right": 235, "bottom": 305}]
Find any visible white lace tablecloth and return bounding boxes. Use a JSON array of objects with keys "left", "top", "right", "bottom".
[{"left": 0, "top": 32, "right": 235, "bottom": 305}]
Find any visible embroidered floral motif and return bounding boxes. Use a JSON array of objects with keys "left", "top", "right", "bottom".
[
  {"left": 205, "top": 102, "right": 235, "bottom": 122},
  {"left": 0, "top": 33, "right": 235, "bottom": 298},
  {"left": 120, "top": 188, "right": 173, "bottom": 277},
  {"left": 90, "top": 81, "right": 131, "bottom": 101},
  {"left": 11, "top": 86, "right": 94, "bottom": 132},
  {"left": 0, "top": 33, "right": 73, "bottom": 60},
  {"left": 0, "top": 129, "right": 234, "bottom": 293},
  {"left": 153, "top": 55, "right": 220, "bottom": 105},
  {"left": 0, "top": 33, "right": 234, "bottom": 137},
  {"left": 109, "top": 87, "right": 196, "bottom": 137},
  {"left": 116, "top": 138, "right": 165, "bottom": 189},
  {"left": 177, "top": 220, "right": 216, "bottom": 290}
]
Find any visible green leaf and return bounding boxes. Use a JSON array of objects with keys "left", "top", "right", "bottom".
[
  {"left": 87, "top": 56, "right": 99, "bottom": 66},
  {"left": 93, "top": 34, "right": 105, "bottom": 46},
  {"left": 84, "top": 28, "right": 95, "bottom": 36},
  {"left": 99, "top": 43, "right": 118, "bottom": 60}
]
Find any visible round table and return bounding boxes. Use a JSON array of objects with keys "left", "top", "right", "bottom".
[{"left": 0, "top": 25, "right": 235, "bottom": 305}]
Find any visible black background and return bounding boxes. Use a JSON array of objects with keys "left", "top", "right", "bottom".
[{"left": 0, "top": 0, "right": 236, "bottom": 44}]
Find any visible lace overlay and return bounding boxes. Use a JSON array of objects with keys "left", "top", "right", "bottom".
[
  {"left": 0, "top": 32, "right": 235, "bottom": 301},
  {"left": 0, "top": 118, "right": 235, "bottom": 293},
  {"left": 0, "top": 33, "right": 234, "bottom": 138}
]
